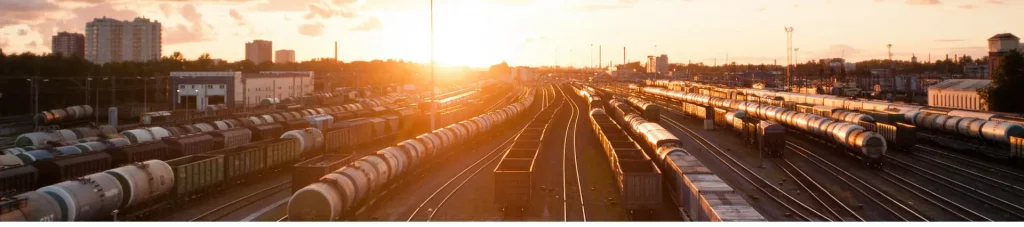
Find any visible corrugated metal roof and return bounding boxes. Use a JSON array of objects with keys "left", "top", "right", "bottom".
[{"left": 928, "top": 79, "right": 992, "bottom": 91}]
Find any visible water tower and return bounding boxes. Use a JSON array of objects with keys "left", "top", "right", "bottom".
[{"left": 988, "top": 33, "right": 1021, "bottom": 79}]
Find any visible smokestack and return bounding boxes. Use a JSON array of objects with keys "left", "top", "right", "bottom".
[
  {"left": 599, "top": 45, "right": 602, "bottom": 69},
  {"left": 334, "top": 41, "right": 338, "bottom": 61},
  {"left": 623, "top": 46, "right": 626, "bottom": 65}
]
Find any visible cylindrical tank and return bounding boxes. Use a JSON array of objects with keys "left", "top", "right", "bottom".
[
  {"left": 336, "top": 166, "right": 370, "bottom": 203},
  {"left": 15, "top": 132, "right": 54, "bottom": 147},
  {"left": 16, "top": 150, "right": 54, "bottom": 164},
  {"left": 36, "top": 172, "right": 123, "bottom": 221},
  {"left": 73, "top": 142, "right": 109, "bottom": 153},
  {"left": 121, "top": 129, "right": 155, "bottom": 144},
  {"left": 147, "top": 127, "right": 172, "bottom": 141},
  {"left": 104, "top": 160, "right": 174, "bottom": 208},
  {"left": 105, "top": 138, "right": 131, "bottom": 147},
  {"left": 376, "top": 147, "right": 406, "bottom": 179},
  {"left": 0, "top": 191, "right": 64, "bottom": 221},
  {"left": 53, "top": 146, "right": 83, "bottom": 156},
  {"left": 288, "top": 183, "right": 343, "bottom": 221},
  {"left": 194, "top": 123, "right": 216, "bottom": 132},
  {"left": 0, "top": 154, "right": 25, "bottom": 166},
  {"left": 358, "top": 156, "right": 389, "bottom": 187},
  {"left": 396, "top": 140, "right": 425, "bottom": 165},
  {"left": 213, "top": 121, "right": 230, "bottom": 130},
  {"left": 97, "top": 125, "right": 117, "bottom": 136},
  {"left": 415, "top": 134, "right": 440, "bottom": 158}
]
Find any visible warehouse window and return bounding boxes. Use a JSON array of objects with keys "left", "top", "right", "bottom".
[
  {"left": 179, "top": 84, "right": 184, "bottom": 89},
  {"left": 220, "top": 85, "right": 225, "bottom": 89}
]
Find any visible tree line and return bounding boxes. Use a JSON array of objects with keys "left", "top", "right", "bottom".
[{"left": 0, "top": 51, "right": 500, "bottom": 116}]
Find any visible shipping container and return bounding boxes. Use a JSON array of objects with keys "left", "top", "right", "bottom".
[
  {"left": 162, "top": 134, "right": 215, "bottom": 158},
  {"left": 291, "top": 154, "right": 353, "bottom": 193},
  {"left": 34, "top": 152, "right": 112, "bottom": 186},
  {"left": 167, "top": 155, "right": 224, "bottom": 202},
  {"left": 0, "top": 165, "right": 38, "bottom": 198},
  {"left": 199, "top": 146, "right": 266, "bottom": 184}
]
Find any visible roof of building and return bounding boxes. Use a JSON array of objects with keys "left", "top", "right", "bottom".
[
  {"left": 928, "top": 79, "right": 992, "bottom": 91},
  {"left": 990, "top": 33, "right": 1019, "bottom": 40}
]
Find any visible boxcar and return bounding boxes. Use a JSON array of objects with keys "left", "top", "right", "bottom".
[
  {"left": 252, "top": 138, "right": 302, "bottom": 169},
  {"left": 200, "top": 145, "right": 266, "bottom": 185},
  {"left": 0, "top": 165, "right": 38, "bottom": 198},
  {"left": 166, "top": 155, "right": 224, "bottom": 203},
  {"left": 34, "top": 152, "right": 112, "bottom": 186},
  {"left": 209, "top": 128, "right": 253, "bottom": 150},
  {"left": 290, "top": 154, "right": 353, "bottom": 193},
  {"left": 107, "top": 142, "right": 170, "bottom": 166},
  {"left": 162, "top": 134, "right": 215, "bottom": 158},
  {"left": 698, "top": 193, "right": 766, "bottom": 221},
  {"left": 248, "top": 123, "right": 284, "bottom": 142}
]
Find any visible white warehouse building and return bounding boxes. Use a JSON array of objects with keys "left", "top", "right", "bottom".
[
  {"left": 169, "top": 71, "right": 314, "bottom": 111},
  {"left": 927, "top": 79, "right": 991, "bottom": 111}
]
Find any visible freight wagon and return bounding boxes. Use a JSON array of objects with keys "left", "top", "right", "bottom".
[{"left": 588, "top": 108, "right": 662, "bottom": 217}]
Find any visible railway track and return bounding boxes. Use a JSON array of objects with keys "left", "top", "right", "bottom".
[
  {"left": 914, "top": 145, "right": 1024, "bottom": 187},
  {"left": 555, "top": 84, "right": 587, "bottom": 221},
  {"left": 885, "top": 153, "right": 1024, "bottom": 220},
  {"left": 657, "top": 113, "right": 827, "bottom": 221},
  {"left": 405, "top": 85, "right": 562, "bottom": 221},
  {"left": 271, "top": 91, "right": 522, "bottom": 223},
  {"left": 770, "top": 158, "right": 864, "bottom": 221},
  {"left": 784, "top": 142, "right": 929, "bottom": 221},
  {"left": 189, "top": 182, "right": 291, "bottom": 221}
]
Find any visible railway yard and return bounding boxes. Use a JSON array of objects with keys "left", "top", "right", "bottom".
[{"left": 3, "top": 78, "right": 1024, "bottom": 222}]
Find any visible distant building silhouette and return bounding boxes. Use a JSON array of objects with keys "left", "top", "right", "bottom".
[
  {"left": 52, "top": 32, "right": 85, "bottom": 58},
  {"left": 275, "top": 49, "right": 295, "bottom": 63},
  {"left": 85, "top": 17, "right": 162, "bottom": 64},
  {"left": 246, "top": 40, "right": 273, "bottom": 63}
]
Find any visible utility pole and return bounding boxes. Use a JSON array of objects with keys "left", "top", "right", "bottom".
[
  {"left": 430, "top": 0, "right": 436, "bottom": 131},
  {"left": 785, "top": 26, "right": 794, "bottom": 89}
]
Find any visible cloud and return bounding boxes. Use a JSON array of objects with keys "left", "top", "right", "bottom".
[
  {"left": 935, "top": 39, "right": 965, "bottom": 42},
  {"left": 957, "top": 4, "right": 977, "bottom": 9},
  {"left": 26, "top": 41, "right": 37, "bottom": 49},
  {"left": 17, "top": 29, "right": 28, "bottom": 36},
  {"left": 349, "top": 16, "right": 381, "bottom": 32},
  {"left": 0, "top": 0, "right": 61, "bottom": 26},
  {"left": 251, "top": 0, "right": 313, "bottom": 12},
  {"left": 229, "top": 8, "right": 246, "bottom": 25},
  {"left": 160, "top": 4, "right": 173, "bottom": 17},
  {"left": 987, "top": 0, "right": 1003, "bottom": 4},
  {"left": 810, "top": 44, "right": 865, "bottom": 60},
  {"left": 164, "top": 4, "right": 215, "bottom": 44},
  {"left": 305, "top": 2, "right": 358, "bottom": 20},
  {"left": 579, "top": 0, "right": 641, "bottom": 12},
  {"left": 905, "top": 0, "right": 941, "bottom": 6},
  {"left": 298, "top": 22, "right": 325, "bottom": 36}
]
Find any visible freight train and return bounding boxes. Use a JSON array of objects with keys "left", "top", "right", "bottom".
[
  {"left": 286, "top": 88, "right": 537, "bottom": 221},
  {"left": 0, "top": 94, "right": 417, "bottom": 203},
  {"left": 0, "top": 87, "right": 503, "bottom": 221},
  {"left": 642, "top": 86, "right": 888, "bottom": 167},
  {"left": 582, "top": 87, "right": 766, "bottom": 221},
  {"left": 648, "top": 79, "right": 1024, "bottom": 160}
]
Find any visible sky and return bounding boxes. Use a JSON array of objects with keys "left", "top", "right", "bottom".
[{"left": 0, "top": 0, "right": 1021, "bottom": 67}]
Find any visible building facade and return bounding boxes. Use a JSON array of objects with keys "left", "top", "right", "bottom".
[
  {"left": 85, "top": 17, "right": 162, "bottom": 64},
  {"left": 656, "top": 54, "right": 669, "bottom": 74},
  {"left": 275, "top": 49, "right": 296, "bottom": 63},
  {"left": 927, "top": 79, "right": 991, "bottom": 111},
  {"left": 964, "top": 63, "right": 990, "bottom": 79},
  {"left": 52, "top": 32, "right": 85, "bottom": 58},
  {"left": 169, "top": 71, "right": 314, "bottom": 111},
  {"left": 988, "top": 33, "right": 1021, "bottom": 79},
  {"left": 246, "top": 40, "right": 273, "bottom": 63}
]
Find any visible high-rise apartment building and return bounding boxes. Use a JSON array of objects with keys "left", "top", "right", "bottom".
[
  {"left": 52, "top": 32, "right": 85, "bottom": 58},
  {"left": 275, "top": 49, "right": 295, "bottom": 63},
  {"left": 246, "top": 40, "right": 273, "bottom": 63},
  {"left": 85, "top": 17, "right": 162, "bottom": 64}
]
